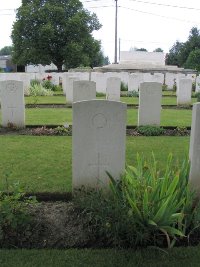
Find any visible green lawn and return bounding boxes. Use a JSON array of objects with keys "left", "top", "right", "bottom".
[
  {"left": 25, "top": 95, "right": 67, "bottom": 104},
  {"left": 1, "top": 246, "right": 200, "bottom": 267},
  {"left": 0, "top": 136, "right": 189, "bottom": 193},
  {"left": 24, "top": 95, "right": 198, "bottom": 105},
  {"left": 0, "top": 108, "right": 192, "bottom": 126}
]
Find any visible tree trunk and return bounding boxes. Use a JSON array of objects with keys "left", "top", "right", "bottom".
[{"left": 56, "top": 63, "right": 62, "bottom": 72}]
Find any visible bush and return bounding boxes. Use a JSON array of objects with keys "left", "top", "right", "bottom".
[
  {"left": 194, "top": 91, "right": 200, "bottom": 102},
  {"left": 137, "top": 126, "right": 164, "bottom": 136},
  {"left": 162, "top": 84, "right": 168, "bottom": 91},
  {"left": 96, "top": 92, "right": 106, "bottom": 97},
  {"left": 75, "top": 154, "right": 196, "bottom": 248},
  {"left": 121, "top": 82, "right": 128, "bottom": 91},
  {"left": 28, "top": 84, "right": 54, "bottom": 96},
  {"left": 42, "top": 80, "right": 61, "bottom": 91},
  {"left": 127, "top": 90, "right": 139, "bottom": 97},
  {"left": 0, "top": 182, "right": 37, "bottom": 245}
]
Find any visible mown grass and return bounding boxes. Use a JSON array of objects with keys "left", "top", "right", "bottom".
[
  {"left": 1, "top": 246, "right": 200, "bottom": 267},
  {"left": 24, "top": 95, "right": 198, "bottom": 105},
  {"left": 0, "top": 136, "right": 189, "bottom": 193},
  {"left": 25, "top": 95, "right": 66, "bottom": 104},
  {"left": 0, "top": 108, "right": 192, "bottom": 126}
]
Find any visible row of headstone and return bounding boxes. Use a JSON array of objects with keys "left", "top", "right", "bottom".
[
  {"left": 64, "top": 77, "right": 121, "bottom": 103},
  {"left": 0, "top": 78, "right": 193, "bottom": 128},
  {"left": 72, "top": 98, "right": 200, "bottom": 193}
]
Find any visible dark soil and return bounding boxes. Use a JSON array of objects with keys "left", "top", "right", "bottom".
[
  {"left": 0, "top": 126, "right": 190, "bottom": 136},
  {"left": 1, "top": 202, "right": 93, "bottom": 249},
  {"left": 1, "top": 201, "right": 200, "bottom": 249}
]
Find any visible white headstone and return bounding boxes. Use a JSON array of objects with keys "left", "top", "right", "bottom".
[
  {"left": 0, "top": 80, "right": 25, "bottom": 128},
  {"left": 72, "top": 100, "right": 126, "bottom": 189},
  {"left": 153, "top": 73, "right": 164, "bottom": 84},
  {"left": 106, "top": 77, "right": 121, "bottom": 101},
  {"left": 189, "top": 103, "right": 200, "bottom": 196},
  {"left": 66, "top": 76, "right": 79, "bottom": 103},
  {"left": 196, "top": 76, "right": 200, "bottom": 92},
  {"left": 165, "top": 73, "right": 177, "bottom": 90},
  {"left": 91, "top": 72, "right": 107, "bottom": 93},
  {"left": 73, "top": 80, "right": 96, "bottom": 102},
  {"left": 138, "top": 82, "right": 162, "bottom": 126},
  {"left": 128, "top": 73, "right": 143, "bottom": 92},
  {"left": 177, "top": 78, "right": 192, "bottom": 105}
]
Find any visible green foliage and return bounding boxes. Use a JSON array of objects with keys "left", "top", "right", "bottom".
[
  {"left": 28, "top": 84, "right": 54, "bottom": 96},
  {"left": 96, "top": 92, "right": 106, "bottom": 97},
  {"left": 127, "top": 90, "right": 139, "bottom": 97},
  {"left": 0, "top": 46, "right": 13, "bottom": 56},
  {"left": 165, "top": 41, "right": 184, "bottom": 66},
  {"left": 184, "top": 49, "right": 200, "bottom": 71},
  {"left": 76, "top": 155, "right": 196, "bottom": 248},
  {"left": 12, "top": 0, "right": 102, "bottom": 71},
  {"left": 162, "top": 84, "right": 168, "bottom": 91},
  {"left": 166, "top": 27, "right": 200, "bottom": 68},
  {"left": 0, "top": 182, "right": 37, "bottom": 243},
  {"left": 135, "top": 48, "right": 148, "bottom": 51},
  {"left": 153, "top": 48, "right": 163, "bottom": 52},
  {"left": 137, "top": 126, "right": 164, "bottom": 136},
  {"left": 42, "top": 80, "right": 61, "bottom": 91},
  {"left": 120, "top": 82, "right": 128, "bottom": 91},
  {"left": 54, "top": 125, "right": 72, "bottom": 136},
  {"left": 194, "top": 91, "right": 200, "bottom": 102}
]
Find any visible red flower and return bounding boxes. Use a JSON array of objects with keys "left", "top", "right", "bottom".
[{"left": 47, "top": 75, "right": 52, "bottom": 80}]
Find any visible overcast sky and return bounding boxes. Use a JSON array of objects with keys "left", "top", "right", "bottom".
[{"left": 1, "top": 0, "right": 200, "bottom": 62}]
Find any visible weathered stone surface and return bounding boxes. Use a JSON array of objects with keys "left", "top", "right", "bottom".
[
  {"left": 0, "top": 80, "right": 25, "bottom": 128},
  {"left": 106, "top": 77, "right": 121, "bottom": 101},
  {"left": 177, "top": 78, "right": 192, "bottom": 105},
  {"left": 128, "top": 73, "right": 143, "bottom": 92},
  {"left": 73, "top": 81, "right": 96, "bottom": 102},
  {"left": 189, "top": 103, "right": 200, "bottom": 197},
  {"left": 138, "top": 82, "right": 162, "bottom": 126},
  {"left": 72, "top": 100, "right": 126, "bottom": 189}
]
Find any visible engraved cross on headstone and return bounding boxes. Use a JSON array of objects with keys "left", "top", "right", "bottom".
[
  {"left": 8, "top": 106, "right": 17, "bottom": 119},
  {"left": 88, "top": 152, "right": 109, "bottom": 180}
]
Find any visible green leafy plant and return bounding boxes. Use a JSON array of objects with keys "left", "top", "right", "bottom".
[
  {"left": 137, "top": 126, "right": 164, "bottom": 136},
  {"left": 194, "top": 91, "right": 200, "bottom": 102},
  {"left": 120, "top": 82, "right": 128, "bottom": 91},
  {"left": 162, "top": 84, "right": 168, "bottom": 91},
  {"left": 54, "top": 125, "right": 72, "bottom": 136},
  {"left": 28, "top": 84, "right": 54, "bottom": 96},
  {"left": 76, "top": 154, "right": 196, "bottom": 248},
  {"left": 96, "top": 92, "right": 106, "bottom": 97},
  {"left": 127, "top": 90, "right": 139, "bottom": 97},
  {"left": 0, "top": 181, "right": 37, "bottom": 243}
]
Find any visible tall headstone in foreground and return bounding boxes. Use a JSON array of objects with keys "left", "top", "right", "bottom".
[
  {"left": 73, "top": 80, "right": 96, "bottom": 102},
  {"left": 138, "top": 82, "right": 162, "bottom": 126},
  {"left": 73, "top": 100, "right": 126, "bottom": 189},
  {"left": 0, "top": 80, "right": 25, "bottom": 128},
  {"left": 177, "top": 78, "right": 192, "bottom": 105},
  {"left": 106, "top": 77, "right": 121, "bottom": 101},
  {"left": 189, "top": 103, "right": 200, "bottom": 197}
]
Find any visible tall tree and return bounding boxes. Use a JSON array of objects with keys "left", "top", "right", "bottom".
[
  {"left": 166, "top": 27, "right": 200, "bottom": 67},
  {"left": 12, "top": 0, "right": 102, "bottom": 71},
  {"left": 184, "top": 49, "right": 200, "bottom": 71},
  {"left": 165, "top": 41, "right": 184, "bottom": 66},
  {"left": 0, "top": 46, "right": 13, "bottom": 56},
  {"left": 153, "top": 48, "right": 163, "bottom": 52}
]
